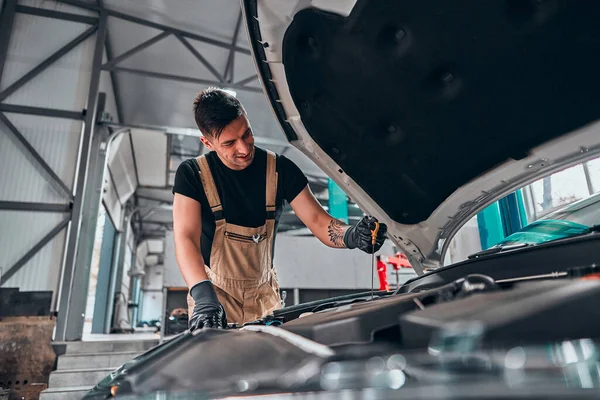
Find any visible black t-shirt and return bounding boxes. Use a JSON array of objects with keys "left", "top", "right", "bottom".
[{"left": 172, "top": 147, "right": 308, "bottom": 267}]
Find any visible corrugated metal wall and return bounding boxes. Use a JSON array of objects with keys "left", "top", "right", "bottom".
[{"left": 0, "top": 1, "right": 120, "bottom": 291}]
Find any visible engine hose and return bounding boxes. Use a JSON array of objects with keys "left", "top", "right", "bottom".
[
  {"left": 418, "top": 274, "right": 499, "bottom": 305},
  {"left": 455, "top": 274, "right": 500, "bottom": 298}
]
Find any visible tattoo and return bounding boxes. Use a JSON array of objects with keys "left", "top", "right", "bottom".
[{"left": 327, "top": 219, "right": 347, "bottom": 247}]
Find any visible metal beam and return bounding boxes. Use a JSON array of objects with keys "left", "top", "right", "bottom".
[
  {"left": 109, "top": 67, "right": 263, "bottom": 93},
  {"left": 102, "top": 31, "right": 170, "bottom": 70},
  {"left": 0, "top": 217, "right": 70, "bottom": 286},
  {"left": 56, "top": 12, "right": 108, "bottom": 341},
  {"left": 136, "top": 194, "right": 171, "bottom": 203},
  {"left": 235, "top": 74, "right": 258, "bottom": 87},
  {"left": 104, "top": 121, "right": 291, "bottom": 148},
  {"left": 15, "top": 5, "right": 98, "bottom": 25},
  {"left": 175, "top": 33, "right": 223, "bottom": 82},
  {"left": 171, "top": 150, "right": 201, "bottom": 158},
  {"left": 0, "top": 201, "right": 71, "bottom": 212},
  {"left": 0, "top": 25, "right": 97, "bottom": 102},
  {"left": 105, "top": 7, "right": 251, "bottom": 55},
  {"left": 0, "top": 103, "right": 84, "bottom": 120},
  {"left": 224, "top": 10, "right": 243, "bottom": 83},
  {"left": 0, "top": 112, "right": 72, "bottom": 198},
  {"left": 0, "top": 0, "right": 17, "bottom": 89},
  {"left": 99, "top": 0, "right": 124, "bottom": 123},
  {"left": 165, "top": 132, "right": 172, "bottom": 186},
  {"left": 583, "top": 161, "right": 595, "bottom": 195},
  {"left": 54, "top": 0, "right": 251, "bottom": 55}
]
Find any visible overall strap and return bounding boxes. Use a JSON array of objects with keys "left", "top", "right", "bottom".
[
  {"left": 196, "top": 156, "right": 224, "bottom": 220},
  {"left": 265, "top": 150, "right": 278, "bottom": 220}
]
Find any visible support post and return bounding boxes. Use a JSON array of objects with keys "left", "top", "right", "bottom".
[
  {"left": 107, "top": 205, "right": 132, "bottom": 332},
  {"left": 55, "top": 11, "right": 108, "bottom": 341},
  {"left": 583, "top": 162, "right": 595, "bottom": 196},
  {"left": 104, "top": 230, "right": 122, "bottom": 333},
  {"left": 159, "top": 287, "right": 167, "bottom": 343},
  {"left": 0, "top": 0, "right": 17, "bottom": 88}
]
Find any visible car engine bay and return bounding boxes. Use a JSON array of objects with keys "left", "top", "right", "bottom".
[{"left": 85, "top": 235, "right": 600, "bottom": 399}]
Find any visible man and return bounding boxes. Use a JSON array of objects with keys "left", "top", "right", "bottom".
[{"left": 172, "top": 88, "right": 387, "bottom": 331}]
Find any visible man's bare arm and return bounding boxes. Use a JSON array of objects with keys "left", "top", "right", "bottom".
[
  {"left": 290, "top": 185, "right": 349, "bottom": 248},
  {"left": 172, "top": 193, "right": 208, "bottom": 286}
]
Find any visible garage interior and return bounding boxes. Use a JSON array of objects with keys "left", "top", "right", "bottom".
[
  {"left": 0, "top": 1, "right": 411, "bottom": 398},
  {"left": 2, "top": 1, "right": 600, "bottom": 399}
]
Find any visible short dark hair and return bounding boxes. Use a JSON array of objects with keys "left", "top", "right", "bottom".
[{"left": 192, "top": 87, "right": 245, "bottom": 139}]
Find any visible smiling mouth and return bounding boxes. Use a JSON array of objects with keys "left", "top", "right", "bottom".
[{"left": 236, "top": 147, "right": 255, "bottom": 161}]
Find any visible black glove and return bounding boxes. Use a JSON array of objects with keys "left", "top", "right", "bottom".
[
  {"left": 188, "top": 281, "right": 227, "bottom": 331},
  {"left": 343, "top": 216, "right": 387, "bottom": 254}
]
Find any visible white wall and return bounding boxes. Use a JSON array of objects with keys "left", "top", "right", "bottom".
[
  {"left": 273, "top": 232, "right": 415, "bottom": 289},
  {"left": 162, "top": 229, "right": 416, "bottom": 290},
  {"left": 142, "top": 263, "right": 164, "bottom": 291},
  {"left": 139, "top": 290, "right": 163, "bottom": 322},
  {"left": 163, "top": 231, "right": 186, "bottom": 288},
  {"left": 139, "top": 262, "right": 164, "bottom": 322}
]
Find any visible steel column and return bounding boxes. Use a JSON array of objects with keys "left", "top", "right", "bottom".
[
  {"left": 0, "top": 103, "right": 84, "bottom": 120},
  {"left": 99, "top": 0, "right": 124, "bottom": 124},
  {"left": 165, "top": 133, "right": 172, "bottom": 186},
  {"left": 159, "top": 287, "right": 167, "bottom": 343},
  {"left": 0, "top": 112, "right": 72, "bottom": 198},
  {"left": 108, "top": 206, "right": 132, "bottom": 332},
  {"left": 583, "top": 162, "right": 595, "bottom": 196},
  {"left": 0, "top": 25, "right": 98, "bottom": 101},
  {"left": 104, "top": 230, "right": 122, "bottom": 333},
  {"left": 0, "top": 0, "right": 17, "bottom": 88},
  {"left": 55, "top": 12, "right": 108, "bottom": 341}
]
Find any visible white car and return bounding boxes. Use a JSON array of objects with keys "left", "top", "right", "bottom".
[{"left": 86, "top": 1, "right": 600, "bottom": 398}]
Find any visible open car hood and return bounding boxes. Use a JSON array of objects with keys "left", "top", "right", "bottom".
[{"left": 242, "top": 0, "right": 600, "bottom": 273}]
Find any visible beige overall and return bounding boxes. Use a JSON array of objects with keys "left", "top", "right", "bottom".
[{"left": 187, "top": 151, "right": 282, "bottom": 325}]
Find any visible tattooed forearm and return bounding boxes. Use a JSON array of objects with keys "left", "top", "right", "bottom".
[{"left": 327, "top": 219, "right": 348, "bottom": 248}]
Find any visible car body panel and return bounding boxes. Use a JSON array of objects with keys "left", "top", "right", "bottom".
[{"left": 242, "top": 0, "right": 600, "bottom": 273}]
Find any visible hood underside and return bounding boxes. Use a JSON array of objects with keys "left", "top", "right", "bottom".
[{"left": 242, "top": 0, "right": 600, "bottom": 272}]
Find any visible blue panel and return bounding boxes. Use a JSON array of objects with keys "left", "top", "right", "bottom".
[
  {"left": 91, "top": 215, "right": 116, "bottom": 334},
  {"left": 328, "top": 179, "right": 348, "bottom": 224},
  {"left": 516, "top": 189, "right": 529, "bottom": 227},
  {"left": 499, "top": 192, "right": 526, "bottom": 236},
  {"left": 477, "top": 202, "right": 504, "bottom": 250}
]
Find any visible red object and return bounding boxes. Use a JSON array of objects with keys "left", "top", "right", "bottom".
[
  {"left": 386, "top": 253, "right": 412, "bottom": 270},
  {"left": 377, "top": 259, "right": 390, "bottom": 291},
  {"left": 581, "top": 273, "right": 600, "bottom": 280}
]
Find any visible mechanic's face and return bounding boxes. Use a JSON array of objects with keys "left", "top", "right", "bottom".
[{"left": 201, "top": 115, "right": 255, "bottom": 170}]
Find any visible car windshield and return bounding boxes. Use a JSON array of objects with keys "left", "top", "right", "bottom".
[{"left": 493, "top": 192, "right": 600, "bottom": 247}]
